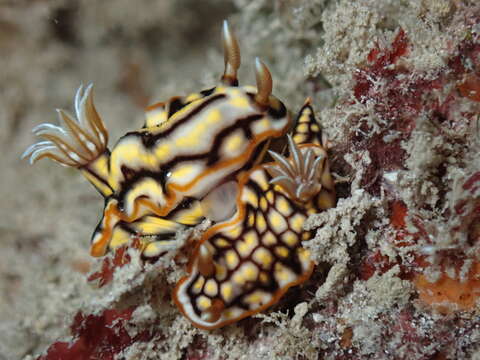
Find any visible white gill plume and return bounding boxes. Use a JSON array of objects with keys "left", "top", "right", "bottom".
[
  {"left": 22, "top": 84, "right": 108, "bottom": 167},
  {"left": 266, "top": 135, "right": 325, "bottom": 203}
]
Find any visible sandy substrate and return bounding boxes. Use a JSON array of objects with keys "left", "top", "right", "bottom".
[{"left": 1, "top": 1, "right": 480, "bottom": 359}]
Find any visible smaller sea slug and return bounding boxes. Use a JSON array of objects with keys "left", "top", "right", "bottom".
[{"left": 174, "top": 101, "right": 336, "bottom": 329}]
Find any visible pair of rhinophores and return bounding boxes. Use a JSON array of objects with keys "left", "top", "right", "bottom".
[{"left": 23, "top": 21, "right": 336, "bottom": 329}]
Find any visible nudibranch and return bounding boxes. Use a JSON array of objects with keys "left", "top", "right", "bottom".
[
  {"left": 23, "top": 21, "right": 291, "bottom": 258},
  {"left": 174, "top": 102, "right": 336, "bottom": 329},
  {"left": 23, "top": 21, "right": 336, "bottom": 329}
]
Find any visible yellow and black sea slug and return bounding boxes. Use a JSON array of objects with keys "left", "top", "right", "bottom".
[
  {"left": 174, "top": 101, "right": 335, "bottom": 329},
  {"left": 24, "top": 21, "right": 292, "bottom": 258}
]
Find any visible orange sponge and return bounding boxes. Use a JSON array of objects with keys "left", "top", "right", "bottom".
[{"left": 414, "top": 262, "right": 480, "bottom": 312}]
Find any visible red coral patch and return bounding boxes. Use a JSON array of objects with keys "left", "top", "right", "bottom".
[{"left": 38, "top": 307, "right": 154, "bottom": 360}]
